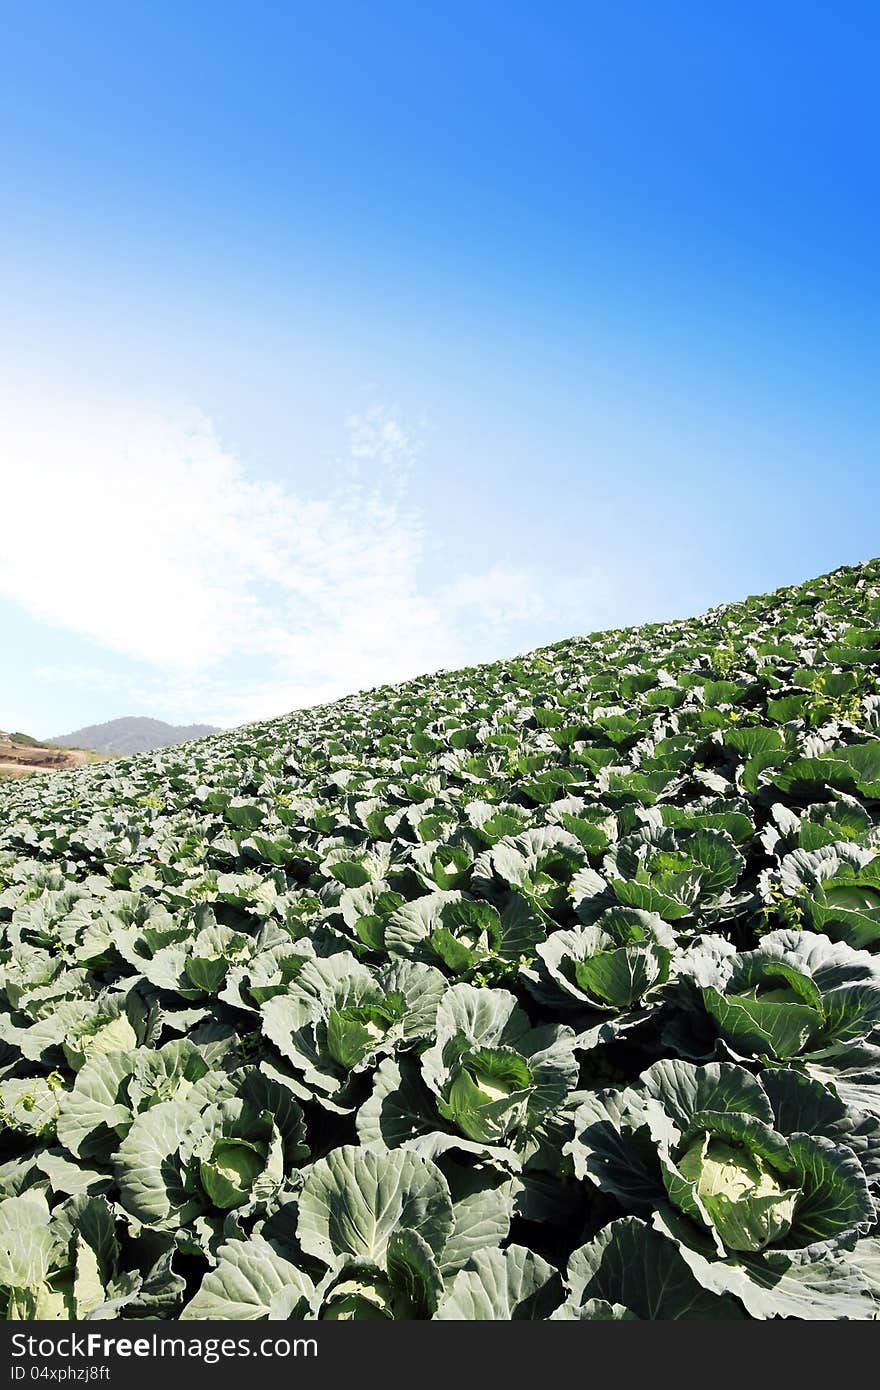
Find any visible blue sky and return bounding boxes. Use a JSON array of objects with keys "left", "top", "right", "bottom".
[{"left": 1, "top": 2, "right": 878, "bottom": 734}]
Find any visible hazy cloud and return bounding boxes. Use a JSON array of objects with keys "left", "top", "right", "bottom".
[{"left": 1, "top": 393, "right": 599, "bottom": 726}]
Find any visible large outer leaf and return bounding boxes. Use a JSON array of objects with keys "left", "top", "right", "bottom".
[
  {"left": 297, "top": 1146, "right": 454, "bottom": 1266},
  {"left": 760, "top": 1067, "right": 880, "bottom": 1181},
  {"left": 784, "top": 1132, "right": 875, "bottom": 1250},
  {"left": 386, "top": 1228, "right": 444, "bottom": 1317},
  {"left": 567, "top": 1089, "right": 666, "bottom": 1209},
  {"left": 385, "top": 890, "right": 462, "bottom": 956},
  {"left": 435, "top": 1245, "right": 562, "bottom": 1319},
  {"left": 702, "top": 986, "right": 821, "bottom": 1061},
  {"left": 55, "top": 1052, "right": 135, "bottom": 1158},
  {"left": 439, "top": 1180, "right": 516, "bottom": 1273},
  {"left": 114, "top": 1096, "right": 205, "bottom": 1226},
  {"left": 638, "top": 1059, "right": 775, "bottom": 1130},
  {"left": 181, "top": 1235, "right": 315, "bottom": 1319},
  {"left": 654, "top": 1206, "right": 879, "bottom": 1319},
  {"left": 566, "top": 1217, "right": 744, "bottom": 1319},
  {"left": 357, "top": 1056, "right": 442, "bottom": 1152},
  {"left": 0, "top": 1194, "right": 61, "bottom": 1290}
]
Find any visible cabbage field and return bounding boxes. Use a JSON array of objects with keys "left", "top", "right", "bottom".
[{"left": 2, "top": 560, "right": 880, "bottom": 1321}]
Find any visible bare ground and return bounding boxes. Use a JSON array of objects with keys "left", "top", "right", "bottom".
[{"left": 0, "top": 741, "right": 100, "bottom": 776}]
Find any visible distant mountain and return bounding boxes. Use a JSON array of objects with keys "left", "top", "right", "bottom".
[{"left": 47, "top": 717, "right": 221, "bottom": 756}]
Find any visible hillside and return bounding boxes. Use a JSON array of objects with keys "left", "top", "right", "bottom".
[
  {"left": 1, "top": 558, "right": 879, "bottom": 1320},
  {"left": 47, "top": 715, "right": 221, "bottom": 755},
  {"left": 0, "top": 730, "right": 103, "bottom": 778}
]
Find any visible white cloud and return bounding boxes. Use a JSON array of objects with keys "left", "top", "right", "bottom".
[
  {"left": 0, "top": 392, "right": 603, "bottom": 727},
  {"left": 346, "top": 404, "right": 420, "bottom": 480}
]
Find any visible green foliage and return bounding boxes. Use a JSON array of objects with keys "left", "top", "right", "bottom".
[{"left": 1, "top": 557, "right": 880, "bottom": 1319}]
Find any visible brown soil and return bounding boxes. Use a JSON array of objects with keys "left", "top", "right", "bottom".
[{"left": 0, "top": 740, "right": 98, "bottom": 776}]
